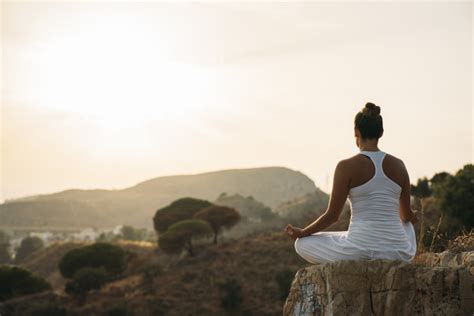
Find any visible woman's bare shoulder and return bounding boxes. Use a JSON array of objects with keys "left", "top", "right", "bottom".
[
  {"left": 384, "top": 153, "right": 406, "bottom": 168},
  {"left": 384, "top": 153, "right": 409, "bottom": 179}
]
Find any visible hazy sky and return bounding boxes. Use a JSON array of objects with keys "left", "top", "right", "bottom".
[{"left": 1, "top": 1, "right": 472, "bottom": 203}]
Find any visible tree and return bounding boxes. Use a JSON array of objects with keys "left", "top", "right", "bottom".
[
  {"left": 410, "top": 177, "right": 432, "bottom": 200},
  {"left": 158, "top": 219, "right": 213, "bottom": 256},
  {"left": 0, "top": 266, "right": 51, "bottom": 301},
  {"left": 153, "top": 197, "right": 214, "bottom": 234},
  {"left": 193, "top": 205, "right": 241, "bottom": 244},
  {"left": 59, "top": 242, "right": 128, "bottom": 279},
  {"left": 120, "top": 225, "right": 146, "bottom": 241},
  {"left": 15, "top": 236, "right": 44, "bottom": 263},
  {"left": 65, "top": 267, "right": 109, "bottom": 302},
  {"left": 0, "top": 231, "right": 11, "bottom": 264},
  {"left": 432, "top": 164, "right": 473, "bottom": 234}
]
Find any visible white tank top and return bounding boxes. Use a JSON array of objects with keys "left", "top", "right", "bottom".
[{"left": 347, "top": 150, "right": 415, "bottom": 254}]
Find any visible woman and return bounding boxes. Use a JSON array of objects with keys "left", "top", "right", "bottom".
[{"left": 284, "top": 102, "right": 418, "bottom": 263}]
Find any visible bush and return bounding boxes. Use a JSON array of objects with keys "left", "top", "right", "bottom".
[
  {"left": 59, "top": 242, "right": 128, "bottom": 278},
  {"left": 0, "top": 265, "right": 51, "bottom": 302},
  {"left": 15, "top": 236, "right": 44, "bottom": 263},
  {"left": 24, "top": 301, "right": 67, "bottom": 316},
  {"left": 104, "top": 302, "right": 129, "bottom": 316},
  {"left": 432, "top": 164, "right": 474, "bottom": 234},
  {"left": 65, "top": 267, "right": 109, "bottom": 300},
  {"left": 275, "top": 269, "right": 294, "bottom": 300},
  {"left": 0, "top": 244, "right": 11, "bottom": 264},
  {"left": 120, "top": 225, "right": 147, "bottom": 241},
  {"left": 218, "top": 278, "right": 243, "bottom": 313}
]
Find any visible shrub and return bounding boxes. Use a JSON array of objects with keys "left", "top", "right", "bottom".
[
  {"left": 104, "top": 302, "right": 129, "bottom": 316},
  {"left": 65, "top": 267, "right": 109, "bottom": 300},
  {"left": 275, "top": 269, "right": 294, "bottom": 300},
  {"left": 432, "top": 164, "right": 473, "bottom": 234},
  {"left": 24, "top": 301, "right": 67, "bottom": 316},
  {"left": 58, "top": 242, "right": 128, "bottom": 278},
  {"left": 0, "top": 265, "right": 51, "bottom": 302},
  {"left": 120, "top": 225, "right": 147, "bottom": 241},
  {"left": 15, "top": 236, "right": 44, "bottom": 263},
  {"left": 0, "top": 244, "right": 11, "bottom": 264},
  {"left": 218, "top": 278, "right": 243, "bottom": 313}
]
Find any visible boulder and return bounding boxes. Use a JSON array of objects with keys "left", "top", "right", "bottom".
[{"left": 283, "top": 254, "right": 474, "bottom": 316}]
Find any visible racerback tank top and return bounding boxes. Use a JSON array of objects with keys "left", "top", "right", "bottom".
[{"left": 347, "top": 150, "right": 409, "bottom": 251}]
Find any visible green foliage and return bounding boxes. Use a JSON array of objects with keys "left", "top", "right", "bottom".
[
  {"left": 24, "top": 301, "right": 67, "bottom": 316},
  {"left": 15, "top": 236, "right": 44, "bottom": 263},
  {"left": 432, "top": 164, "right": 473, "bottom": 234},
  {"left": 0, "top": 231, "right": 11, "bottom": 264},
  {"left": 158, "top": 219, "right": 213, "bottom": 256},
  {"left": 275, "top": 269, "right": 294, "bottom": 300},
  {"left": 193, "top": 205, "right": 241, "bottom": 244},
  {"left": 120, "top": 225, "right": 147, "bottom": 241},
  {"left": 58, "top": 242, "right": 128, "bottom": 279},
  {"left": 0, "top": 230, "right": 10, "bottom": 244},
  {"left": 0, "top": 245, "right": 11, "bottom": 264},
  {"left": 218, "top": 278, "right": 243, "bottom": 313},
  {"left": 104, "top": 302, "right": 129, "bottom": 316},
  {"left": 153, "top": 197, "right": 213, "bottom": 234},
  {"left": 65, "top": 267, "right": 109, "bottom": 300},
  {"left": 410, "top": 177, "right": 432, "bottom": 199},
  {"left": 0, "top": 265, "right": 51, "bottom": 302}
]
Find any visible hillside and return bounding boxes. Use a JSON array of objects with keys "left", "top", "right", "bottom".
[
  {"left": 5, "top": 231, "right": 311, "bottom": 316},
  {"left": 1, "top": 166, "right": 317, "bottom": 229}
]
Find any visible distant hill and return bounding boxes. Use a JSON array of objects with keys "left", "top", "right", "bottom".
[
  {"left": 1, "top": 166, "right": 317, "bottom": 229},
  {"left": 214, "top": 193, "right": 275, "bottom": 222}
]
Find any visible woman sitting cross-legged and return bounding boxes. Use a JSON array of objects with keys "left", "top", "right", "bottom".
[{"left": 283, "top": 102, "right": 418, "bottom": 263}]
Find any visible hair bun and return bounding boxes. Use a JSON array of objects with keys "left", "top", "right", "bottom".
[{"left": 363, "top": 102, "right": 380, "bottom": 117}]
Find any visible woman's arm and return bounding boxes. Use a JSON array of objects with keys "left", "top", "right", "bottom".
[
  {"left": 300, "top": 160, "right": 351, "bottom": 237},
  {"left": 399, "top": 160, "right": 418, "bottom": 224}
]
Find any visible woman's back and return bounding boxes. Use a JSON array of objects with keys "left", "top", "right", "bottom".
[
  {"left": 347, "top": 150, "right": 416, "bottom": 258},
  {"left": 290, "top": 102, "right": 418, "bottom": 264}
]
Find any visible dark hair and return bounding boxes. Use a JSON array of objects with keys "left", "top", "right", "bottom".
[{"left": 354, "top": 102, "right": 383, "bottom": 139}]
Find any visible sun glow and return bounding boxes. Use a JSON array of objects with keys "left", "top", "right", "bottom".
[{"left": 10, "top": 8, "right": 217, "bottom": 131}]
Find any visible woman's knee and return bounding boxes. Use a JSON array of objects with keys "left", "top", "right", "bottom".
[{"left": 294, "top": 237, "right": 304, "bottom": 255}]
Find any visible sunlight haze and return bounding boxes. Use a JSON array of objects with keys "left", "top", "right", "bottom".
[{"left": 1, "top": 1, "right": 472, "bottom": 202}]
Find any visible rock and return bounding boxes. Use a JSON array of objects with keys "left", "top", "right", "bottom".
[
  {"left": 416, "top": 250, "right": 474, "bottom": 276},
  {"left": 283, "top": 256, "right": 474, "bottom": 316}
]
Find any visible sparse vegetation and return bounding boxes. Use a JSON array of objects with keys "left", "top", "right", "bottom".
[
  {"left": 411, "top": 164, "right": 473, "bottom": 253},
  {"left": 65, "top": 266, "right": 109, "bottom": 301},
  {"left": 58, "top": 242, "right": 128, "bottom": 278},
  {"left": 218, "top": 277, "right": 243, "bottom": 314},
  {"left": 15, "top": 236, "right": 44, "bottom": 263},
  {"left": 0, "top": 265, "right": 51, "bottom": 301},
  {"left": 23, "top": 301, "right": 68, "bottom": 316},
  {"left": 0, "top": 230, "right": 11, "bottom": 264},
  {"left": 275, "top": 268, "right": 295, "bottom": 301}
]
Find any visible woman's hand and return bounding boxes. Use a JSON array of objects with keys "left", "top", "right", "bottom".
[
  {"left": 410, "top": 210, "right": 419, "bottom": 225},
  {"left": 283, "top": 224, "right": 305, "bottom": 240},
  {"left": 403, "top": 210, "right": 419, "bottom": 225}
]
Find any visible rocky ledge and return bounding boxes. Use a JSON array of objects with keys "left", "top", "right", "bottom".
[{"left": 283, "top": 251, "right": 474, "bottom": 316}]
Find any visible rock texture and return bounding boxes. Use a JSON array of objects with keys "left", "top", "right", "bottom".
[{"left": 283, "top": 253, "right": 474, "bottom": 316}]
